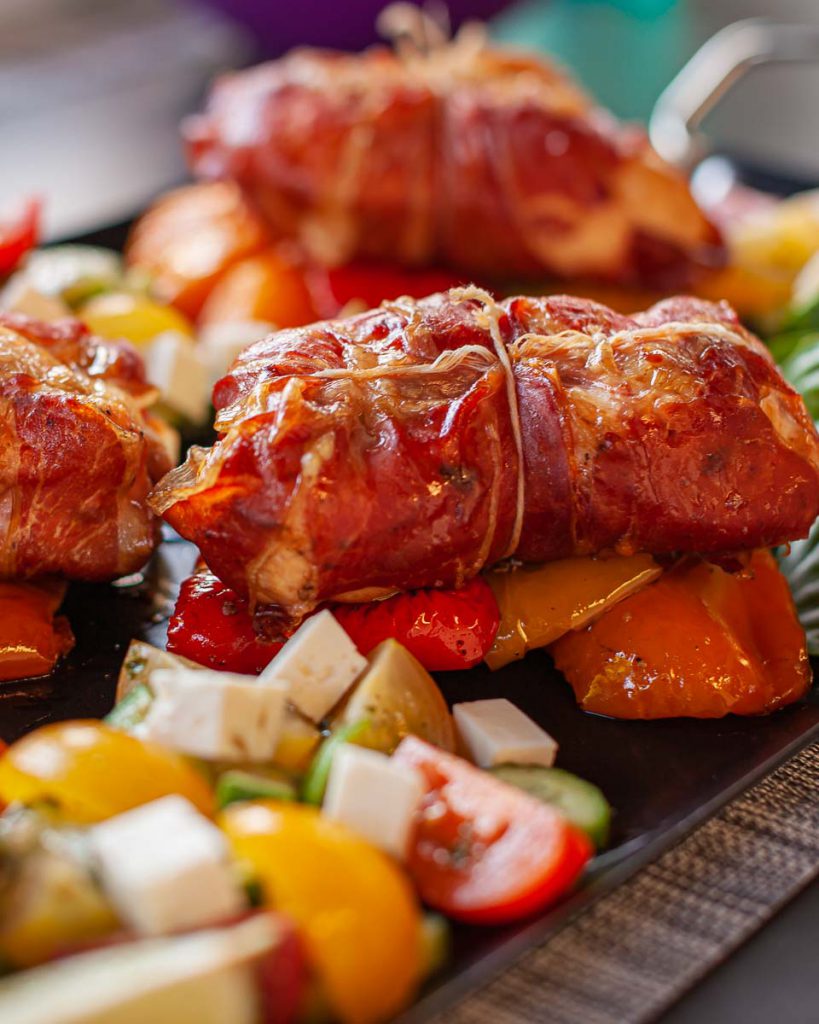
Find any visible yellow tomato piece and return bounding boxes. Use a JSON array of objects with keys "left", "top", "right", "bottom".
[
  {"left": 221, "top": 801, "right": 421, "bottom": 1024},
  {"left": 0, "top": 721, "right": 214, "bottom": 823},
  {"left": 332, "top": 639, "right": 455, "bottom": 754},
  {"left": 694, "top": 262, "right": 793, "bottom": 320},
  {"left": 731, "top": 195, "right": 819, "bottom": 277},
  {"left": 0, "top": 844, "right": 119, "bottom": 968},
  {"left": 272, "top": 710, "right": 321, "bottom": 774},
  {"left": 485, "top": 554, "right": 662, "bottom": 670},
  {"left": 79, "top": 291, "right": 194, "bottom": 347}
]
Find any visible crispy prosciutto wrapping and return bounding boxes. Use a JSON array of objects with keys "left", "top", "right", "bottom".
[
  {"left": 0, "top": 314, "right": 171, "bottom": 581},
  {"left": 184, "top": 38, "right": 723, "bottom": 288},
  {"left": 151, "top": 291, "right": 819, "bottom": 630}
]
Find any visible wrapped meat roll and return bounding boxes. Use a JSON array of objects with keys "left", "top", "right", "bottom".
[
  {"left": 151, "top": 291, "right": 819, "bottom": 630},
  {"left": 0, "top": 313, "right": 172, "bottom": 580},
  {"left": 184, "top": 32, "right": 723, "bottom": 288}
]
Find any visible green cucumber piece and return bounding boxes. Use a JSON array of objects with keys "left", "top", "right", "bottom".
[
  {"left": 25, "top": 245, "right": 124, "bottom": 309},
  {"left": 301, "top": 720, "right": 369, "bottom": 806},
  {"left": 491, "top": 764, "right": 611, "bottom": 848},
  {"left": 216, "top": 770, "right": 297, "bottom": 809},
  {"left": 419, "top": 913, "right": 450, "bottom": 979},
  {"left": 104, "top": 683, "right": 153, "bottom": 732}
]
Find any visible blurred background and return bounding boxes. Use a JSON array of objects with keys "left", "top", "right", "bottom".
[{"left": 2, "top": 0, "right": 818, "bottom": 239}]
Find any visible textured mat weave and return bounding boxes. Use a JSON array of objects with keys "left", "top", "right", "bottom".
[{"left": 431, "top": 741, "right": 819, "bottom": 1024}]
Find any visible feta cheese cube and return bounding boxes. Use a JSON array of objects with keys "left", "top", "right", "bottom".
[
  {"left": 259, "top": 610, "right": 366, "bottom": 723},
  {"left": 89, "top": 795, "right": 246, "bottom": 936},
  {"left": 0, "top": 275, "right": 71, "bottom": 320},
  {"left": 144, "top": 331, "right": 210, "bottom": 423},
  {"left": 143, "top": 667, "right": 288, "bottom": 762},
  {"left": 453, "top": 698, "right": 558, "bottom": 768},
  {"left": 323, "top": 745, "right": 425, "bottom": 858},
  {"left": 199, "top": 320, "right": 273, "bottom": 385}
]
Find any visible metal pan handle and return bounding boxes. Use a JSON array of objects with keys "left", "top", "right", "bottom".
[{"left": 649, "top": 19, "right": 819, "bottom": 171}]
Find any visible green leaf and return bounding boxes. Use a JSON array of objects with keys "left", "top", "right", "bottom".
[
  {"left": 771, "top": 332, "right": 819, "bottom": 422},
  {"left": 778, "top": 521, "right": 819, "bottom": 656},
  {"left": 781, "top": 293, "right": 819, "bottom": 336},
  {"left": 768, "top": 316, "right": 819, "bottom": 649}
]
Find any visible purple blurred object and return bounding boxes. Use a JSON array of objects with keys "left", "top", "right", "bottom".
[{"left": 200, "top": 0, "right": 511, "bottom": 55}]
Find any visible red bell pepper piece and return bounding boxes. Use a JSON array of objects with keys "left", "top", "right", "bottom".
[
  {"left": 166, "top": 570, "right": 283, "bottom": 674},
  {"left": 0, "top": 199, "right": 40, "bottom": 277},
  {"left": 305, "top": 261, "right": 464, "bottom": 318},
  {"left": 167, "top": 570, "right": 499, "bottom": 674},
  {"left": 332, "top": 577, "right": 499, "bottom": 671}
]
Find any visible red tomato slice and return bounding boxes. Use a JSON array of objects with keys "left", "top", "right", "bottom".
[
  {"left": 332, "top": 578, "right": 499, "bottom": 671},
  {"left": 257, "top": 915, "right": 308, "bottom": 1024},
  {"left": 393, "top": 737, "right": 592, "bottom": 925},
  {"left": 168, "top": 569, "right": 499, "bottom": 674},
  {"left": 306, "top": 261, "right": 464, "bottom": 318},
  {"left": 166, "top": 570, "right": 283, "bottom": 674},
  {"left": 0, "top": 199, "right": 40, "bottom": 277}
]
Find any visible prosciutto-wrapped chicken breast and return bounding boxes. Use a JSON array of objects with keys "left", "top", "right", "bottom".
[
  {"left": 0, "top": 313, "right": 171, "bottom": 580},
  {"left": 151, "top": 291, "right": 819, "bottom": 630},
  {"left": 184, "top": 36, "right": 723, "bottom": 289}
]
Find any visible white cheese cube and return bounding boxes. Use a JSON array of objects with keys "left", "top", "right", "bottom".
[
  {"left": 453, "top": 698, "right": 558, "bottom": 768},
  {"left": 144, "top": 331, "right": 210, "bottom": 423},
  {"left": 89, "top": 795, "right": 246, "bottom": 936},
  {"left": 0, "top": 915, "right": 280, "bottom": 1024},
  {"left": 143, "top": 667, "right": 288, "bottom": 762},
  {"left": 323, "top": 745, "right": 424, "bottom": 858},
  {"left": 259, "top": 610, "right": 366, "bottom": 723},
  {"left": 199, "top": 320, "right": 273, "bottom": 385},
  {"left": 0, "top": 275, "right": 71, "bottom": 320}
]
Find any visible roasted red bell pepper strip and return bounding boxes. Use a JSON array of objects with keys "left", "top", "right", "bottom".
[
  {"left": 167, "top": 570, "right": 499, "bottom": 674},
  {"left": 0, "top": 199, "right": 40, "bottom": 277},
  {"left": 332, "top": 578, "right": 499, "bottom": 671},
  {"left": 305, "top": 261, "right": 464, "bottom": 318},
  {"left": 166, "top": 570, "right": 283, "bottom": 674}
]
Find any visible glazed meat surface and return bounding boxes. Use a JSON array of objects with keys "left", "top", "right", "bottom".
[
  {"left": 0, "top": 314, "right": 171, "bottom": 580},
  {"left": 152, "top": 292, "right": 819, "bottom": 625},
  {"left": 185, "top": 40, "right": 722, "bottom": 288}
]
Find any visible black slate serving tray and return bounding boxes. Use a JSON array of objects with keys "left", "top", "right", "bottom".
[
  {"left": 0, "top": 530, "right": 816, "bottom": 1022},
  {"left": 4, "top": 165, "right": 819, "bottom": 1015}
]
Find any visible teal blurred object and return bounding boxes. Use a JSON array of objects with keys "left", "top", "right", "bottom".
[{"left": 493, "top": 0, "right": 697, "bottom": 122}]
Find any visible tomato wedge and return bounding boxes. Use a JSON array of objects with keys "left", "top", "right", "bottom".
[
  {"left": 393, "top": 737, "right": 591, "bottom": 925},
  {"left": 0, "top": 199, "right": 39, "bottom": 277},
  {"left": 332, "top": 578, "right": 499, "bottom": 671},
  {"left": 168, "top": 569, "right": 499, "bottom": 673}
]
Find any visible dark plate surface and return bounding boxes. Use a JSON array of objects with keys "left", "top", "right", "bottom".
[{"left": 0, "top": 531, "right": 817, "bottom": 1021}]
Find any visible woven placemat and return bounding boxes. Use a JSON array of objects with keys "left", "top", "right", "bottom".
[{"left": 431, "top": 741, "right": 819, "bottom": 1024}]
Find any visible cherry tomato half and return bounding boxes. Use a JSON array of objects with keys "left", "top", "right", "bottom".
[
  {"left": 393, "top": 737, "right": 591, "bottom": 925},
  {"left": 0, "top": 199, "right": 40, "bottom": 277},
  {"left": 0, "top": 721, "right": 214, "bottom": 823},
  {"left": 220, "top": 802, "right": 421, "bottom": 1024}
]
